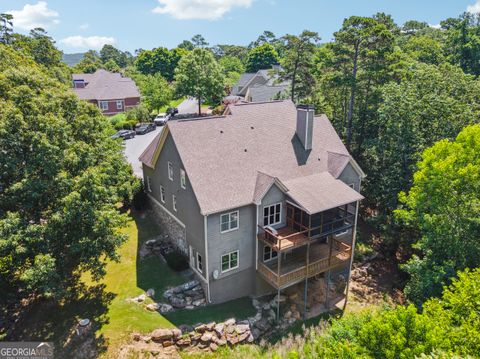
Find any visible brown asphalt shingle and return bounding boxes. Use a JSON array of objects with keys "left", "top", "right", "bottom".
[{"left": 139, "top": 100, "right": 363, "bottom": 215}]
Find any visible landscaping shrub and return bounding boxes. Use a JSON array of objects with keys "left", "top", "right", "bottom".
[{"left": 132, "top": 181, "right": 148, "bottom": 210}]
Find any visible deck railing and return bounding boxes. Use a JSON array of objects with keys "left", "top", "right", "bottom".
[
  {"left": 259, "top": 215, "right": 355, "bottom": 251},
  {"left": 257, "top": 239, "right": 352, "bottom": 289}
]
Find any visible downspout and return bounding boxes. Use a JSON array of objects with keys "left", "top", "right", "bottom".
[
  {"left": 204, "top": 215, "right": 211, "bottom": 303},
  {"left": 255, "top": 204, "right": 259, "bottom": 270},
  {"left": 343, "top": 199, "right": 360, "bottom": 310}
]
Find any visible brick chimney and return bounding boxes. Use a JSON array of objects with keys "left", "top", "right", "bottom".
[{"left": 296, "top": 104, "right": 315, "bottom": 151}]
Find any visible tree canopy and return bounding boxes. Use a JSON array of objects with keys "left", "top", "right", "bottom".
[
  {"left": 395, "top": 125, "right": 480, "bottom": 305},
  {"left": 245, "top": 43, "right": 279, "bottom": 72},
  {"left": 174, "top": 48, "right": 224, "bottom": 114},
  {"left": 0, "top": 44, "right": 137, "bottom": 300}
]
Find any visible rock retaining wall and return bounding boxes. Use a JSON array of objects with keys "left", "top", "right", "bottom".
[
  {"left": 132, "top": 319, "right": 254, "bottom": 353},
  {"left": 149, "top": 200, "right": 187, "bottom": 255}
]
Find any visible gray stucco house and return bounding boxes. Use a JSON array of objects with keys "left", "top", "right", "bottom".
[{"left": 139, "top": 100, "right": 365, "bottom": 316}]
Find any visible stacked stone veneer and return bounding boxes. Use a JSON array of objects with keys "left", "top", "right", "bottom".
[{"left": 149, "top": 198, "right": 187, "bottom": 255}]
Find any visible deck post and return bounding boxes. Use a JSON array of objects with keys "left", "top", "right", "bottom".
[
  {"left": 325, "top": 269, "right": 331, "bottom": 308},
  {"left": 276, "top": 246, "right": 282, "bottom": 322},
  {"left": 343, "top": 200, "right": 360, "bottom": 311},
  {"left": 304, "top": 214, "right": 312, "bottom": 319}
]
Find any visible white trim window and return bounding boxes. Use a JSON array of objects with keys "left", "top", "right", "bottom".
[
  {"left": 160, "top": 185, "right": 166, "bottom": 203},
  {"left": 263, "top": 245, "right": 278, "bottom": 262},
  {"left": 168, "top": 162, "right": 174, "bottom": 181},
  {"left": 220, "top": 211, "right": 239, "bottom": 233},
  {"left": 196, "top": 252, "right": 203, "bottom": 272},
  {"left": 180, "top": 169, "right": 186, "bottom": 189},
  {"left": 99, "top": 101, "right": 109, "bottom": 111},
  {"left": 172, "top": 194, "right": 177, "bottom": 211},
  {"left": 221, "top": 250, "right": 239, "bottom": 272},
  {"left": 263, "top": 203, "right": 281, "bottom": 226},
  {"left": 116, "top": 100, "right": 123, "bottom": 110},
  {"left": 146, "top": 176, "right": 152, "bottom": 192}
]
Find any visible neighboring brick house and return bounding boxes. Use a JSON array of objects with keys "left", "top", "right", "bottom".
[
  {"left": 72, "top": 69, "right": 140, "bottom": 115},
  {"left": 139, "top": 100, "right": 365, "bottom": 317},
  {"left": 230, "top": 66, "right": 290, "bottom": 102}
]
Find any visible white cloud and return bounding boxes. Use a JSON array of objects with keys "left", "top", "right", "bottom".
[
  {"left": 152, "top": 0, "right": 253, "bottom": 20},
  {"left": 60, "top": 36, "right": 115, "bottom": 50},
  {"left": 7, "top": 1, "right": 59, "bottom": 30},
  {"left": 79, "top": 23, "right": 89, "bottom": 30},
  {"left": 467, "top": 0, "right": 480, "bottom": 13}
]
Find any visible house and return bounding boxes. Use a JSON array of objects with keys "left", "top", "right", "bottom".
[
  {"left": 231, "top": 66, "right": 290, "bottom": 102},
  {"left": 139, "top": 100, "right": 365, "bottom": 316},
  {"left": 72, "top": 69, "right": 140, "bottom": 115}
]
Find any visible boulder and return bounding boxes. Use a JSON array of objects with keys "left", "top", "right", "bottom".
[
  {"left": 224, "top": 318, "right": 236, "bottom": 326},
  {"left": 200, "top": 332, "right": 213, "bottom": 343},
  {"left": 186, "top": 296, "right": 192, "bottom": 305},
  {"left": 206, "top": 322, "right": 216, "bottom": 331},
  {"left": 185, "top": 305, "right": 194, "bottom": 310},
  {"left": 190, "top": 332, "right": 202, "bottom": 342},
  {"left": 181, "top": 280, "right": 200, "bottom": 292},
  {"left": 209, "top": 342, "right": 218, "bottom": 352},
  {"left": 179, "top": 324, "right": 193, "bottom": 333},
  {"left": 176, "top": 337, "right": 191, "bottom": 347},
  {"left": 238, "top": 332, "right": 250, "bottom": 343},
  {"left": 151, "top": 328, "right": 173, "bottom": 342},
  {"left": 131, "top": 332, "right": 141, "bottom": 341},
  {"left": 136, "top": 294, "right": 146, "bottom": 302},
  {"left": 227, "top": 335, "right": 239, "bottom": 346},
  {"left": 252, "top": 328, "right": 261, "bottom": 339},
  {"left": 217, "top": 338, "right": 227, "bottom": 346},
  {"left": 162, "top": 340, "right": 174, "bottom": 347},
  {"left": 159, "top": 303, "right": 174, "bottom": 313},
  {"left": 284, "top": 310, "right": 292, "bottom": 320},
  {"left": 142, "top": 336, "right": 152, "bottom": 343},
  {"left": 146, "top": 303, "right": 160, "bottom": 311},
  {"left": 170, "top": 297, "right": 186, "bottom": 308},
  {"left": 195, "top": 324, "right": 208, "bottom": 333},
  {"left": 193, "top": 299, "right": 206, "bottom": 307},
  {"left": 235, "top": 324, "right": 250, "bottom": 335},
  {"left": 146, "top": 288, "right": 155, "bottom": 297},
  {"left": 172, "top": 328, "right": 182, "bottom": 339},
  {"left": 214, "top": 323, "right": 224, "bottom": 336},
  {"left": 252, "top": 298, "right": 261, "bottom": 309}
]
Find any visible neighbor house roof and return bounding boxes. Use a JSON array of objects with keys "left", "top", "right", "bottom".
[
  {"left": 231, "top": 73, "right": 256, "bottom": 95},
  {"left": 140, "top": 100, "right": 364, "bottom": 215},
  {"left": 72, "top": 69, "right": 140, "bottom": 101},
  {"left": 246, "top": 84, "right": 289, "bottom": 102}
]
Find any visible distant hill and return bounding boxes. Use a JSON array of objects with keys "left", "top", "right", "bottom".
[{"left": 62, "top": 53, "right": 85, "bottom": 67}]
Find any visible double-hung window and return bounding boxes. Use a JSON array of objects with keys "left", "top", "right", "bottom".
[
  {"left": 263, "top": 245, "right": 278, "bottom": 262},
  {"left": 99, "top": 101, "right": 108, "bottom": 111},
  {"left": 196, "top": 253, "right": 203, "bottom": 272},
  {"left": 168, "top": 162, "right": 174, "bottom": 181},
  {"left": 221, "top": 250, "right": 239, "bottom": 272},
  {"left": 180, "top": 169, "right": 186, "bottom": 189},
  {"left": 220, "top": 211, "right": 239, "bottom": 233},
  {"left": 263, "top": 203, "right": 281, "bottom": 226},
  {"left": 172, "top": 194, "right": 177, "bottom": 211},
  {"left": 160, "top": 186, "right": 165, "bottom": 203},
  {"left": 116, "top": 100, "right": 123, "bottom": 110}
]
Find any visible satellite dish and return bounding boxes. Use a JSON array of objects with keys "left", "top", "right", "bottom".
[{"left": 213, "top": 269, "right": 219, "bottom": 280}]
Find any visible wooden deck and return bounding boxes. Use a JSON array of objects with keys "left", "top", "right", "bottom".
[
  {"left": 257, "top": 240, "right": 351, "bottom": 289},
  {"left": 258, "top": 227, "right": 310, "bottom": 251}
]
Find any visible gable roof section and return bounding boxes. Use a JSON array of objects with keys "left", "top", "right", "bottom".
[
  {"left": 282, "top": 172, "right": 364, "bottom": 214},
  {"left": 144, "top": 100, "right": 361, "bottom": 215},
  {"left": 139, "top": 126, "right": 169, "bottom": 168},
  {"left": 72, "top": 69, "right": 140, "bottom": 101}
]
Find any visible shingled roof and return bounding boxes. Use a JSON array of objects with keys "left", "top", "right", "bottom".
[
  {"left": 72, "top": 69, "right": 140, "bottom": 101},
  {"left": 140, "top": 100, "right": 364, "bottom": 215}
]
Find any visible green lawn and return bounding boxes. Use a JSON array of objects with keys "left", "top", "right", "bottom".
[
  {"left": 9, "top": 210, "right": 255, "bottom": 358},
  {"left": 158, "top": 97, "right": 185, "bottom": 113}
]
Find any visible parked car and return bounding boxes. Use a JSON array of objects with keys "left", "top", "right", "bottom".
[
  {"left": 135, "top": 122, "right": 156, "bottom": 135},
  {"left": 166, "top": 107, "right": 179, "bottom": 116},
  {"left": 154, "top": 113, "right": 171, "bottom": 126},
  {"left": 111, "top": 129, "right": 136, "bottom": 140}
]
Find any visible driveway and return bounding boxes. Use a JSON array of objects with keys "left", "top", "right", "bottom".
[
  {"left": 124, "top": 99, "right": 199, "bottom": 177},
  {"left": 124, "top": 126, "right": 164, "bottom": 177},
  {"left": 177, "top": 97, "right": 199, "bottom": 115}
]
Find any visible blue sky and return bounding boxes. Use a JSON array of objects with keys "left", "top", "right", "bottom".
[{"left": 1, "top": 0, "right": 478, "bottom": 53}]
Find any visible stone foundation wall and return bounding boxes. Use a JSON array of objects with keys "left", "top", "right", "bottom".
[{"left": 149, "top": 197, "right": 188, "bottom": 255}]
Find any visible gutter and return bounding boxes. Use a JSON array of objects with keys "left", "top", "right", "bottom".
[{"left": 204, "top": 215, "right": 211, "bottom": 303}]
